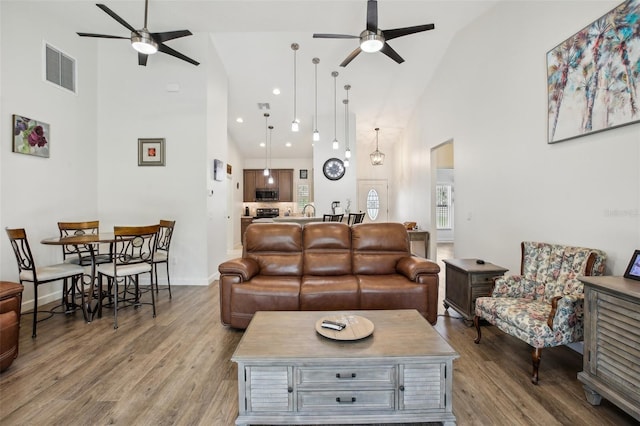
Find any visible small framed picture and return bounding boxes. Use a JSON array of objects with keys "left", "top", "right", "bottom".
[
  {"left": 300, "top": 169, "right": 308, "bottom": 179},
  {"left": 623, "top": 250, "right": 640, "bottom": 281},
  {"left": 138, "top": 138, "right": 165, "bottom": 166}
]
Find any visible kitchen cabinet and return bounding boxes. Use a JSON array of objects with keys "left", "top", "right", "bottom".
[
  {"left": 278, "top": 169, "right": 293, "bottom": 202},
  {"left": 243, "top": 169, "right": 293, "bottom": 202},
  {"left": 243, "top": 170, "right": 257, "bottom": 202},
  {"left": 240, "top": 217, "right": 253, "bottom": 244}
]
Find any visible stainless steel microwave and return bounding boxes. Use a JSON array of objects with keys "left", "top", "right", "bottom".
[{"left": 255, "top": 189, "right": 278, "bottom": 201}]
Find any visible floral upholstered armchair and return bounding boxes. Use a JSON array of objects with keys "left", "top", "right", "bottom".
[{"left": 474, "top": 241, "right": 607, "bottom": 384}]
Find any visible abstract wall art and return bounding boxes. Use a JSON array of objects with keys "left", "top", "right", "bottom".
[{"left": 547, "top": 0, "right": 640, "bottom": 143}]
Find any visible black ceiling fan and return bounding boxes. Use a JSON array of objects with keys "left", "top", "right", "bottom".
[
  {"left": 77, "top": 0, "right": 199, "bottom": 66},
  {"left": 313, "top": 0, "right": 434, "bottom": 67}
]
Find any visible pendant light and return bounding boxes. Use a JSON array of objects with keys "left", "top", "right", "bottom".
[
  {"left": 291, "top": 43, "right": 300, "bottom": 132},
  {"left": 344, "top": 84, "right": 351, "bottom": 165},
  {"left": 312, "top": 57, "right": 320, "bottom": 142},
  {"left": 268, "top": 125, "right": 274, "bottom": 184},
  {"left": 331, "top": 71, "right": 339, "bottom": 150},
  {"left": 370, "top": 127, "right": 385, "bottom": 166},
  {"left": 263, "top": 113, "right": 270, "bottom": 176}
]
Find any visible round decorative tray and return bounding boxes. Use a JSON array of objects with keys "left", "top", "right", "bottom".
[{"left": 315, "top": 314, "right": 374, "bottom": 341}]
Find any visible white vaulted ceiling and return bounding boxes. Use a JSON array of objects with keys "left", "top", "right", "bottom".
[{"left": 65, "top": 0, "right": 498, "bottom": 158}]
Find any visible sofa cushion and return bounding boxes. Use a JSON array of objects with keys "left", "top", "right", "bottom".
[
  {"left": 358, "top": 274, "right": 428, "bottom": 316},
  {"left": 244, "top": 223, "right": 303, "bottom": 276},
  {"left": 352, "top": 223, "right": 410, "bottom": 275},
  {"left": 300, "top": 275, "right": 359, "bottom": 311},
  {"left": 303, "top": 222, "right": 352, "bottom": 275},
  {"left": 230, "top": 276, "right": 300, "bottom": 329}
]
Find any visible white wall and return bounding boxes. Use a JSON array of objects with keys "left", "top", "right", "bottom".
[
  {"left": 398, "top": 0, "right": 640, "bottom": 275},
  {"left": 1, "top": 2, "right": 99, "bottom": 309}
]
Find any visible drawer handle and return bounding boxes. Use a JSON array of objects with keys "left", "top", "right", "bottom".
[
  {"left": 336, "top": 373, "right": 357, "bottom": 379},
  {"left": 336, "top": 397, "right": 356, "bottom": 404}
]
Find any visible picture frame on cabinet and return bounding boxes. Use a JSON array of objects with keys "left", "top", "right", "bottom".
[{"left": 623, "top": 249, "right": 640, "bottom": 281}]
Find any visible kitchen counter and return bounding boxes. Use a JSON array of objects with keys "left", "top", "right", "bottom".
[{"left": 272, "top": 216, "right": 323, "bottom": 224}]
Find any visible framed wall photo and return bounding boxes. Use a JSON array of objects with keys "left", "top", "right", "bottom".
[
  {"left": 623, "top": 249, "right": 640, "bottom": 281},
  {"left": 300, "top": 169, "right": 308, "bottom": 179},
  {"left": 138, "top": 138, "right": 165, "bottom": 166},
  {"left": 12, "top": 114, "right": 50, "bottom": 158}
]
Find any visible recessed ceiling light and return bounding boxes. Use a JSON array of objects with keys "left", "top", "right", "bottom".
[
  {"left": 285, "top": 142, "right": 292, "bottom": 147},
  {"left": 259, "top": 142, "right": 265, "bottom": 147},
  {"left": 273, "top": 88, "right": 281, "bottom": 95},
  {"left": 236, "top": 117, "right": 243, "bottom": 123}
]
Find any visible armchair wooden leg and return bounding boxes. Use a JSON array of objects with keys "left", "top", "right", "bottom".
[
  {"left": 473, "top": 315, "right": 482, "bottom": 344},
  {"left": 531, "top": 347, "right": 541, "bottom": 384}
]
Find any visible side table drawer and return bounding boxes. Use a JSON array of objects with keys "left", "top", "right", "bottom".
[
  {"left": 297, "top": 366, "right": 395, "bottom": 387},
  {"left": 471, "top": 272, "right": 499, "bottom": 285},
  {"left": 298, "top": 390, "right": 395, "bottom": 411}
]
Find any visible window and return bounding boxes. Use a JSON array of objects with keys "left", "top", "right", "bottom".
[
  {"left": 366, "top": 189, "right": 380, "bottom": 221},
  {"left": 436, "top": 184, "right": 453, "bottom": 230},
  {"left": 45, "top": 44, "right": 76, "bottom": 93}
]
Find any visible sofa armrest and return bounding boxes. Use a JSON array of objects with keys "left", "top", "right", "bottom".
[
  {"left": 218, "top": 258, "right": 259, "bottom": 281},
  {"left": 491, "top": 275, "right": 539, "bottom": 299},
  {"left": 547, "top": 294, "right": 584, "bottom": 330},
  {"left": 396, "top": 256, "right": 440, "bottom": 281}
]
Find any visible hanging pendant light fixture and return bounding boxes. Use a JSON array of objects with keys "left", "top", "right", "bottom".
[
  {"left": 263, "top": 113, "right": 270, "bottom": 176},
  {"left": 291, "top": 43, "right": 300, "bottom": 132},
  {"left": 268, "top": 125, "right": 274, "bottom": 184},
  {"left": 312, "top": 57, "right": 320, "bottom": 142},
  {"left": 331, "top": 71, "right": 339, "bottom": 150},
  {"left": 370, "top": 127, "right": 385, "bottom": 166},
  {"left": 344, "top": 84, "right": 351, "bottom": 164}
]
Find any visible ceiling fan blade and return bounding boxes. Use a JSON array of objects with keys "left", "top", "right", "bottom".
[
  {"left": 366, "top": 0, "right": 378, "bottom": 31},
  {"left": 77, "top": 32, "right": 129, "bottom": 39},
  {"left": 158, "top": 43, "right": 200, "bottom": 66},
  {"left": 138, "top": 52, "right": 148, "bottom": 66},
  {"left": 313, "top": 33, "right": 359, "bottom": 39},
  {"left": 340, "top": 47, "right": 362, "bottom": 67},
  {"left": 151, "top": 30, "right": 193, "bottom": 43},
  {"left": 380, "top": 43, "right": 404, "bottom": 64},
  {"left": 383, "top": 24, "right": 435, "bottom": 41},
  {"left": 96, "top": 4, "right": 140, "bottom": 36}
]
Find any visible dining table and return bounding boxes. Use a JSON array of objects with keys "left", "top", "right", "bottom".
[{"left": 41, "top": 233, "right": 118, "bottom": 321}]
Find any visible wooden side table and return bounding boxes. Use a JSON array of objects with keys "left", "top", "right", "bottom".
[{"left": 443, "top": 259, "right": 508, "bottom": 321}]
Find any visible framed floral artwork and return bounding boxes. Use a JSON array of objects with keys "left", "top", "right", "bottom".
[
  {"left": 138, "top": 138, "right": 165, "bottom": 166},
  {"left": 12, "top": 114, "right": 50, "bottom": 158},
  {"left": 547, "top": 0, "right": 640, "bottom": 143}
]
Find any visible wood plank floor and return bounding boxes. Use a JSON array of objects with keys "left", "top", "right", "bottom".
[{"left": 1, "top": 273, "right": 637, "bottom": 424}]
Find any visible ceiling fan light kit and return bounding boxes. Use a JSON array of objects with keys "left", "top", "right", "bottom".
[
  {"left": 131, "top": 30, "right": 158, "bottom": 54},
  {"left": 360, "top": 30, "right": 384, "bottom": 53}
]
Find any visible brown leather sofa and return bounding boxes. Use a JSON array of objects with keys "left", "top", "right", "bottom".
[
  {"left": 0, "top": 281, "right": 24, "bottom": 372},
  {"left": 218, "top": 222, "right": 440, "bottom": 329}
]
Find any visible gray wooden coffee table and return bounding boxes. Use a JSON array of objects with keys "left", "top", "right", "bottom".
[{"left": 232, "top": 309, "right": 459, "bottom": 425}]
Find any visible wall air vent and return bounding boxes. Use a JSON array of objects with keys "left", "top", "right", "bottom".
[
  {"left": 45, "top": 43, "right": 76, "bottom": 93},
  {"left": 257, "top": 103, "right": 271, "bottom": 110}
]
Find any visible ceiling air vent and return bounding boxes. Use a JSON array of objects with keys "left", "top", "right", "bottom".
[
  {"left": 257, "top": 103, "right": 270, "bottom": 110},
  {"left": 45, "top": 43, "right": 76, "bottom": 93}
]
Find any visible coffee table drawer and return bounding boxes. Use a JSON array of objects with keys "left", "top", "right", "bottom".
[
  {"left": 298, "top": 390, "right": 395, "bottom": 411},
  {"left": 297, "top": 366, "right": 395, "bottom": 387}
]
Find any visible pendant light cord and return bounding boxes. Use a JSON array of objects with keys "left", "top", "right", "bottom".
[{"left": 332, "top": 71, "right": 338, "bottom": 141}]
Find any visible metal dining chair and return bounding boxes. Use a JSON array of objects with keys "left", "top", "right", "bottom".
[
  {"left": 5, "top": 227, "right": 85, "bottom": 337},
  {"left": 58, "top": 220, "right": 112, "bottom": 266},
  {"left": 97, "top": 225, "right": 160, "bottom": 329},
  {"left": 153, "top": 220, "right": 175, "bottom": 298},
  {"left": 347, "top": 212, "right": 366, "bottom": 225},
  {"left": 323, "top": 214, "right": 344, "bottom": 222}
]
